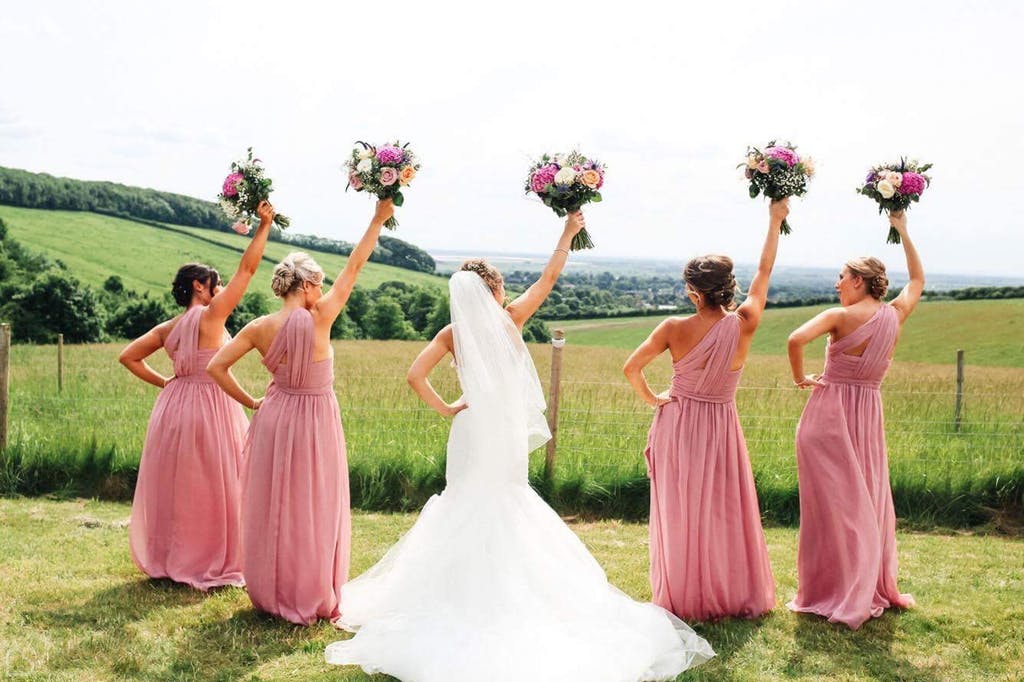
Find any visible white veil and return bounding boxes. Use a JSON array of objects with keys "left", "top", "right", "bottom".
[{"left": 448, "top": 270, "right": 551, "bottom": 453}]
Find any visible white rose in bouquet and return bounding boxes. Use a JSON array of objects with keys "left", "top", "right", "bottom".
[
  {"left": 877, "top": 179, "right": 896, "bottom": 199},
  {"left": 356, "top": 158, "right": 373, "bottom": 174},
  {"left": 554, "top": 167, "right": 577, "bottom": 186}
]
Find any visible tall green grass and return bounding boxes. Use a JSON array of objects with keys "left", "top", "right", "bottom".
[{"left": 4, "top": 338, "right": 1022, "bottom": 527}]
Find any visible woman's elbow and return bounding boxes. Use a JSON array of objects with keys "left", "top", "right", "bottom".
[
  {"left": 205, "top": 358, "right": 223, "bottom": 377},
  {"left": 118, "top": 349, "right": 132, "bottom": 367},
  {"left": 787, "top": 333, "right": 803, "bottom": 350}
]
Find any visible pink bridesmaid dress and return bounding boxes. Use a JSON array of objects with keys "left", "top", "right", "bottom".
[
  {"left": 644, "top": 313, "right": 775, "bottom": 621},
  {"left": 242, "top": 308, "right": 350, "bottom": 625},
  {"left": 788, "top": 304, "right": 914, "bottom": 629},
  {"left": 129, "top": 305, "right": 247, "bottom": 589}
]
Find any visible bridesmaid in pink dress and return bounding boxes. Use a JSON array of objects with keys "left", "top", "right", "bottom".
[
  {"left": 786, "top": 211, "right": 923, "bottom": 629},
  {"left": 207, "top": 199, "right": 393, "bottom": 625},
  {"left": 623, "top": 199, "right": 789, "bottom": 621},
  {"left": 119, "top": 201, "right": 275, "bottom": 589}
]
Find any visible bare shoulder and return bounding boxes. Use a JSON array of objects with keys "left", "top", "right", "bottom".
[
  {"left": 435, "top": 324, "right": 455, "bottom": 351},
  {"left": 662, "top": 314, "right": 696, "bottom": 335}
]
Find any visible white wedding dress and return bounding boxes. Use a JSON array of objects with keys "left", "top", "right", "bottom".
[{"left": 325, "top": 271, "right": 714, "bottom": 681}]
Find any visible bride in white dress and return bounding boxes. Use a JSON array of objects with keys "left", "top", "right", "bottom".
[{"left": 326, "top": 213, "right": 714, "bottom": 681}]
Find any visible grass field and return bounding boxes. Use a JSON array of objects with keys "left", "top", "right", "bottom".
[
  {"left": 2, "top": 498, "right": 1022, "bottom": 681},
  {"left": 4, "top": 332, "right": 1022, "bottom": 526},
  {"left": 0, "top": 206, "right": 446, "bottom": 296},
  {"left": 556, "top": 298, "right": 1024, "bottom": 368}
]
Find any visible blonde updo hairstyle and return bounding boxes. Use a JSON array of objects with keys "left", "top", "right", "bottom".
[
  {"left": 845, "top": 256, "right": 888, "bottom": 300},
  {"left": 684, "top": 255, "right": 740, "bottom": 311},
  {"left": 459, "top": 258, "right": 503, "bottom": 294},
  {"left": 271, "top": 251, "right": 324, "bottom": 298}
]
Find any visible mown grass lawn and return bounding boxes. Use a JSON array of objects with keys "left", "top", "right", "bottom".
[{"left": 2, "top": 498, "right": 1022, "bottom": 681}]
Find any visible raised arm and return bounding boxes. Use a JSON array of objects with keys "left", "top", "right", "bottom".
[
  {"left": 787, "top": 307, "right": 843, "bottom": 388},
  {"left": 314, "top": 199, "right": 394, "bottom": 324},
  {"left": 888, "top": 211, "right": 924, "bottom": 323},
  {"left": 207, "top": 201, "right": 275, "bottom": 323},
  {"left": 119, "top": 321, "right": 174, "bottom": 388},
  {"left": 206, "top": 323, "right": 262, "bottom": 410},
  {"left": 506, "top": 212, "right": 585, "bottom": 328},
  {"left": 622, "top": 320, "right": 673, "bottom": 407},
  {"left": 737, "top": 198, "right": 787, "bottom": 331},
  {"left": 406, "top": 325, "right": 467, "bottom": 417}
]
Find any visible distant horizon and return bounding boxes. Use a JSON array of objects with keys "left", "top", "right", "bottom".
[{"left": 425, "top": 247, "right": 1024, "bottom": 283}]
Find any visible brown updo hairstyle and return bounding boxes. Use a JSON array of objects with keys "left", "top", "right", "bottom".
[
  {"left": 683, "top": 255, "right": 740, "bottom": 310},
  {"left": 171, "top": 263, "right": 220, "bottom": 307},
  {"left": 845, "top": 256, "right": 888, "bottom": 300},
  {"left": 271, "top": 252, "right": 325, "bottom": 298},
  {"left": 460, "top": 258, "right": 503, "bottom": 294}
]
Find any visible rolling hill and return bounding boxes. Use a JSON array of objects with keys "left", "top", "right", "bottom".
[{"left": 0, "top": 205, "right": 445, "bottom": 298}]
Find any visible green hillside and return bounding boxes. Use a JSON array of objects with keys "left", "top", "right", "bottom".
[
  {"left": 555, "top": 298, "right": 1024, "bottom": 368},
  {"left": 0, "top": 206, "right": 445, "bottom": 298}
]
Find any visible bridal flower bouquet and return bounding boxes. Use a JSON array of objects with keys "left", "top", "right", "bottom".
[
  {"left": 218, "top": 148, "right": 290, "bottom": 235},
  {"left": 856, "top": 159, "right": 932, "bottom": 244},
  {"left": 741, "top": 141, "right": 814, "bottom": 235},
  {"left": 525, "top": 150, "right": 604, "bottom": 250},
  {"left": 344, "top": 141, "right": 419, "bottom": 229}
]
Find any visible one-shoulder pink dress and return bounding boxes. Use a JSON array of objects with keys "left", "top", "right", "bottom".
[
  {"left": 242, "top": 308, "right": 351, "bottom": 625},
  {"left": 788, "top": 304, "right": 914, "bottom": 629},
  {"left": 644, "top": 313, "right": 775, "bottom": 620}
]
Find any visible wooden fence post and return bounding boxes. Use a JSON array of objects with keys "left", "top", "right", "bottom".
[
  {"left": 954, "top": 349, "right": 964, "bottom": 432},
  {"left": 57, "top": 333, "right": 64, "bottom": 393},
  {"left": 0, "top": 324, "right": 10, "bottom": 454},
  {"left": 544, "top": 329, "right": 566, "bottom": 482}
]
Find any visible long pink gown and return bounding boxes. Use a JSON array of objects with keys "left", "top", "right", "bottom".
[
  {"left": 788, "top": 304, "right": 914, "bottom": 629},
  {"left": 644, "top": 313, "right": 775, "bottom": 621},
  {"left": 242, "top": 308, "right": 350, "bottom": 625},
  {"left": 129, "top": 305, "right": 247, "bottom": 589}
]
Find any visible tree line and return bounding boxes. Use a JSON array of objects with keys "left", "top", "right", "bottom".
[
  {"left": 0, "top": 216, "right": 549, "bottom": 344},
  {"left": 0, "top": 166, "right": 436, "bottom": 273}
]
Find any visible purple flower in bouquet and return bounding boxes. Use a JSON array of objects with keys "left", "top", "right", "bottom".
[
  {"left": 765, "top": 146, "right": 799, "bottom": 167},
  {"left": 865, "top": 170, "right": 878, "bottom": 185},
  {"left": 376, "top": 146, "right": 405, "bottom": 165},
  {"left": 379, "top": 167, "right": 399, "bottom": 187},
  {"left": 898, "top": 171, "right": 927, "bottom": 196},
  {"left": 222, "top": 172, "right": 243, "bottom": 198},
  {"left": 530, "top": 165, "right": 558, "bottom": 193}
]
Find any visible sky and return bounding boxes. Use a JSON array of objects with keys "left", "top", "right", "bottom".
[{"left": 1, "top": 1, "right": 1022, "bottom": 276}]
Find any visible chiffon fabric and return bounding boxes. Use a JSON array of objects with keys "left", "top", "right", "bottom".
[
  {"left": 788, "top": 304, "right": 914, "bottom": 629},
  {"left": 129, "top": 305, "right": 247, "bottom": 590},
  {"left": 644, "top": 313, "right": 775, "bottom": 621},
  {"left": 242, "top": 308, "right": 350, "bottom": 625}
]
